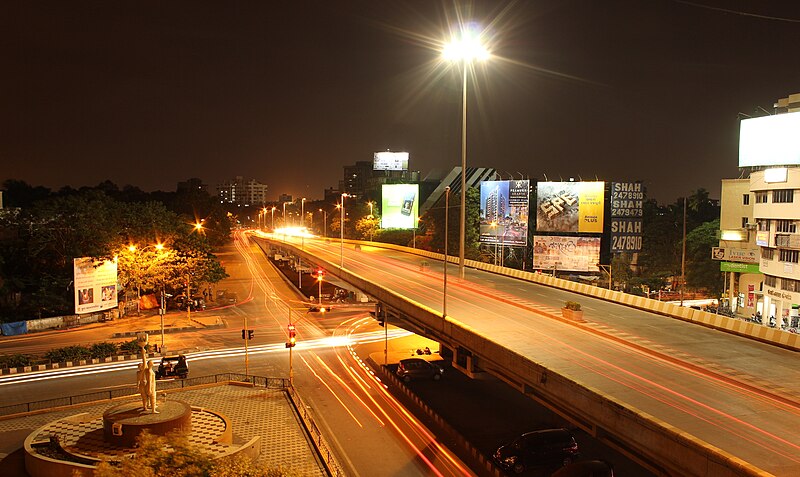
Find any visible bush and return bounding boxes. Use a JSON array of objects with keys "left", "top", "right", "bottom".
[
  {"left": 90, "top": 342, "right": 119, "bottom": 358},
  {"left": 564, "top": 301, "right": 582, "bottom": 311},
  {"left": 119, "top": 339, "right": 150, "bottom": 356},
  {"left": 44, "top": 345, "right": 92, "bottom": 363},
  {"left": 0, "top": 353, "right": 32, "bottom": 369}
]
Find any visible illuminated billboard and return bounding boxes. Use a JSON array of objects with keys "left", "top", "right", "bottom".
[
  {"left": 374, "top": 151, "right": 409, "bottom": 171},
  {"left": 536, "top": 182, "right": 604, "bottom": 233},
  {"left": 479, "top": 180, "right": 529, "bottom": 246},
  {"left": 739, "top": 111, "right": 800, "bottom": 167},
  {"left": 381, "top": 183, "right": 418, "bottom": 229},
  {"left": 74, "top": 257, "right": 118, "bottom": 314},
  {"left": 532, "top": 235, "right": 601, "bottom": 272}
]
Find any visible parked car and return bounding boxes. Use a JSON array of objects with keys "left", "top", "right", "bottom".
[
  {"left": 493, "top": 428, "right": 580, "bottom": 474},
  {"left": 552, "top": 460, "right": 614, "bottom": 477},
  {"left": 396, "top": 358, "right": 444, "bottom": 383},
  {"left": 155, "top": 355, "right": 189, "bottom": 379}
]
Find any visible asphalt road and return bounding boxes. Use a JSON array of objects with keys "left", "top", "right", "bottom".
[{"left": 270, "top": 234, "right": 800, "bottom": 476}]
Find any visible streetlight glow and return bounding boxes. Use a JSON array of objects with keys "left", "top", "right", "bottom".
[{"left": 442, "top": 31, "right": 490, "bottom": 62}]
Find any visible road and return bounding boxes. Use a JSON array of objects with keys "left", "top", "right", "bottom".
[
  {"left": 0, "top": 231, "right": 474, "bottom": 477},
  {"left": 269, "top": 233, "right": 800, "bottom": 476}
]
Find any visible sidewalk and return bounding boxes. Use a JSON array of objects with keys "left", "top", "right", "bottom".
[{"left": 0, "top": 383, "right": 328, "bottom": 477}]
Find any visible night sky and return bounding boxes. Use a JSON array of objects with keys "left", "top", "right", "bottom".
[{"left": 3, "top": 1, "right": 799, "bottom": 204}]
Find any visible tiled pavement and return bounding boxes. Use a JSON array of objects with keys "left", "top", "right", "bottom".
[{"left": 0, "top": 384, "right": 327, "bottom": 477}]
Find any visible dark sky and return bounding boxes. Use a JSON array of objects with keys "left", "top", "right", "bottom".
[{"left": 3, "top": 1, "right": 799, "bottom": 204}]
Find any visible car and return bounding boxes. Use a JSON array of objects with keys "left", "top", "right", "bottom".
[
  {"left": 551, "top": 460, "right": 614, "bottom": 477},
  {"left": 493, "top": 428, "right": 580, "bottom": 474},
  {"left": 396, "top": 358, "right": 444, "bottom": 383},
  {"left": 155, "top": 355, "right": 189, "bottom": 379}
]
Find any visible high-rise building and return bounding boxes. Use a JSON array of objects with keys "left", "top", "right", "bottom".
[{"left": 216, "top": 176, "right": 268, "bottom": 206}]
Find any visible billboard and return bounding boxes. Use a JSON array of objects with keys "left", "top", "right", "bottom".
[
  {"left": 536, "top": 182, "right": 604, "bottom": 233},
  {"left": 739, "top": 111, "right": 800, "bottom": 167},
  {"left": 479, "top": 180, "right": 529, "bottom": 246},
  {"left": 610, "top": 181, "right": 643, "bottom": 252},
  {"left": 381, "top": 183, "right": 418, "bottom": 229},
  {"left": 374, "top": 151, "right": 409, "bottom": 171},
  {"left": 711, "top": 247, "right": 758, "bottom": 263},
  {"left": 74, "top": 257, "right": 118, "bottom": 314},
  {"left": 532, "top": 235, "right": 601, "bottom": 272}
]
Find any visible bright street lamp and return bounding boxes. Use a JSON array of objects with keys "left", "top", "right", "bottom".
[{"left": 443, "top": 27, "right": 489, "bottom": 279}]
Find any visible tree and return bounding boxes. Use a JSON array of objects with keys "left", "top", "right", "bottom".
[
  {"left": 427, "top": 186, "right": 481, "bottom": 259},
  {"left": 355, "top": 216, "right": 380, "bottom": 240},
  {"left": 686, "top": 219, "right": 723, "bottom": 295}
]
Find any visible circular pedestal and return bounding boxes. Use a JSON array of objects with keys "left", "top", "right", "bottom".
[{"left": 103, "top": 400, "right": 192, "bottom": 447}]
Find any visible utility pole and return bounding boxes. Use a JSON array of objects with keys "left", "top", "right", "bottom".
[{"left": 681, "top": 197, "right": 687, "bottom": 306}]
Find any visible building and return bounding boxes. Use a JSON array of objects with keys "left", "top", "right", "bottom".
[
  {"left": 177, "top": 178, "right": 208, "bottom": 193},
  {"left": 717, "top": 179, "right": 760, "bottom": 317},
  {"left": 750, "top": 168, "right": 800, "bottom": 327},
  {"left": 216, "top": 176, "right": 269, "bottom": 206},
  {"left": 720, "top": 92, "right": 800, "bottom": 328}
]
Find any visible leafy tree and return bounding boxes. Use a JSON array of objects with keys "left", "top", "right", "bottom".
[
  {"left": 686, "top": 219, "right": 723, "bottom": 295},
  {"left": 426, "top": 187, "right": 481, "bottom": 259},
  {"left": 355, "top": 216, "right": 380, "bottom": 240}
]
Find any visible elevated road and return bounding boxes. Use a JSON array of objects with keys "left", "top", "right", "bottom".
[{"left": 262, "top": 233, "right": 800, "bottom": 477}]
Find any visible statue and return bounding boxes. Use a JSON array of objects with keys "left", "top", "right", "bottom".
[
  {"left": 135, "top": 332, "right": 158, "bottom": 413},
  {"left": 146, "top": 360, "right": 158, "bottom": 414}
]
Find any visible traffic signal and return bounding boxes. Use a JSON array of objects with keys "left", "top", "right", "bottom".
[
  {"left": 242, "top": 329, "right": 254, "bottom": 340},
  {"left": 369, "top": 304, "right": 385, "bottom": 327},
  {"left": 241, "top": 329, "right": 246, "bottom": 339},
  {"left": 316, "top": 269, "right": 324, "bottom": 281},
  {"left": 286, "top": 324, "right": 297, "bottom": 348}
]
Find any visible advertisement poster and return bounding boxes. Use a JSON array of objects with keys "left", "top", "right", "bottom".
[
  {"left": 381, "top": 183, "right": 419, "bottom": 229},
  {"left": 373, "top": 151, "right": 409, "bottom": 171},
  {"left": 532, "top": 235, "right": 601, "bottom": 272},
  {"left": 74, "top": 257, "right": 118, "bottom": 314},
  {"left": 536, "top": 182, "right": 604, "bottom": 233},
  {"left": 479, "top": 180, "right": 529, "bottom": 246},
  {"left": 610, "top": 181, "right": 643, "bottom": 252}
]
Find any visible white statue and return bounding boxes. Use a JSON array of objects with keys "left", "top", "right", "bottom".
[
  {"left": 135, "top": 332, "right": 157, "bottom": 413},
  {"left": 137, "top": 362, "right": 148, "bottom": 410},
  {"left": 146, "top": 360, "right": 158, "bottom": 414}
]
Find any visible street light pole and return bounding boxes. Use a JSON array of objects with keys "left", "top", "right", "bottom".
[
  {"left": 301, "top": 198, "right": 306, "bottom": 250},
  {"left": 340, "top": 193, "right": 350, "bottom": 269},
  {"left": 444, "top": 28, "right": 489, "bottom": 280},
  {"left": 443, "top": 186, "right": 450, "bottom": 318},
  {"left": 319, "top": 209, "right": 327, "bottom": 238},
  {"left": 271, "top": 206, "right": 276, "bottom": 230}
]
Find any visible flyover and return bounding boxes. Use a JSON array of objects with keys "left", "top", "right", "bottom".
[{"left": 256, "top": 234, "right": 800, "bottom": 477}]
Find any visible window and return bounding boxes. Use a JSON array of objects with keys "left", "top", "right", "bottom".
[
  {"left": 764, "top": 275, "right": 777, "bottom": 287},
  {"left": 741, "top": 217, "right": 749, "bottom": 228},
  {"left": 755, "top": 192, "right": 768, "bottom": 203},
  {"left": 773, "top": 189, "right": 794, "bottom": 203},
  {"left": 776, "top": 220, "right": 796, "bottom": 233},
  {"left": 743, "top": 194, "right": 750, "bottom": 205},
  {"left": 757, "top": 219, "right": 770, "bottom": 232},
  {"left": 782, "top": 278, "right": 800, "bottom": 292},
  {"left": 762, "top": 248, "right": 775, "bottom": 260},
  {"left": 780, "top": 249, "right": 800, "bottom": 263}
]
